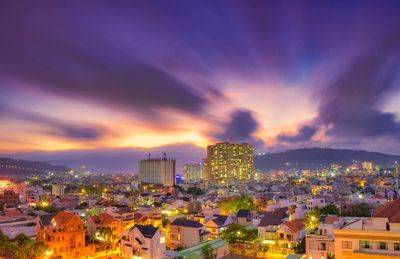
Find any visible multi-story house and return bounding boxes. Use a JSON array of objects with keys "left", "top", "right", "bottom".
[
  {"left": 120, "top": 224, "right": 165, "bottom": 259},
  {"left": 306, "top": 216, "right": 343, "bottom": 259},
  {"left": 106, "top": 207, "right": 136, "bottom": 232},
  {"left": 87, "top": 212, "right": 122, "bottom": 244},
  {"left": 169, "top": 219, "right": 209, "bottom": 248},
  {"left": 36, "top": 211, "right": 93, "bottom": 258},
  {"left": 334, "top": 199, "right": 400, "bottom": 259},
  {"left": 204, "top": 215, "right": 234, "bottom": 239},
  {"left": 276, "top": 219, "right": 305, "bottom": 246}
]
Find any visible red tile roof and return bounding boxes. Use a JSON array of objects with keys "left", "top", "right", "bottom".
[
  {"left": 373, "top": 199, "right": 400, "bottom": 223},
  {"left": 283, "top": 219, "right": 304, "bottom": 233}
]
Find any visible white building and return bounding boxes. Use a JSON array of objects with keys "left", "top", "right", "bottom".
[
  {"left": 138, "top": 157, "right": 175, "bottom": 187},
  {"left": 120, "top": 224, "right": 165, "bottom": 259}
]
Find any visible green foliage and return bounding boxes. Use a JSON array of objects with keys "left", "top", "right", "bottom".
[
  {"left": 34, "top": 205, "right": 60, "bottom": 214},
  {"left": 294, "top": 237, "right": 306, "bottom": 254},
  {"left": 153, "top": 201, "right": 163, "bottom": 208},
  {"left": 218, "top": 195, "right": 255, "bottom": 215},
  {"left": 186, "top": 187, "right": 204, "bottom": 196},
  {"left": 304, "top": 208, "right": 322, "bottom": 231},
  {"left": 201, "top": 243, "right": 214, "bottom": 259},
  {"left": 220, "top": 224, "right": 258, "bottom": 244},
  {"left": 352, "top": 204, "right": 371, "bottom": 217},
  {"left": 321, "top": 204, "right": 340, "bottom": 216},
  {"left": 76, "top": 201, "right": 88, "bottom": 209},
  {"left": 162, "top": 218, "right": 170, "bottom": 228},
  {"left": 0, "top": 233, "right": 48, "bottom": 259}
]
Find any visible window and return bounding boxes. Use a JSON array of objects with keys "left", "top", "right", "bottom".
[
  {"left": 394, "top": 243, "right": 400, "bottom": 251},
  {"left": 342, "top": 241, "right": 352, "bottom": 249},
  {"left": 318, "top": 242, "right": 326, "bottom": 251},
  {"left": 360, "top": 241, "right": 372, "bottom": 249},
  {"left": 378, "top": 242, "right": 387, "bottom": 250}
]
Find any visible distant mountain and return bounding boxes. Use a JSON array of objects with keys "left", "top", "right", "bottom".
[
  {"left": 0, "top": 157, "right": 71, "bottom": 176},
  {"left": 254, "top": 148, "right": 400, "bottom": 171}
]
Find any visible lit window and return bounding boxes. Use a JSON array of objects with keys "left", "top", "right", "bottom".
[{"left": 394, "top": 243, "right": 400, "bottom": 251}]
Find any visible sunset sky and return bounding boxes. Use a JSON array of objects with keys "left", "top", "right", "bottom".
[{"left": 1, "top": 1, "right": 400, "bottom": 172}]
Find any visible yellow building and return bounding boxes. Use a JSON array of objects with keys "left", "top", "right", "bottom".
[
  {"left": 205, "top": 142, "right": 254, "bottom": 185},
  {"left": 334, "top": 199, "right": 400, "bottom": 259},
  {"left": 361, "top": 161, "right": 373, "bottom": 171}
]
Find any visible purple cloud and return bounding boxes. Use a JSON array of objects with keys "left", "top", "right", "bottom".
[{"left": 277, "top": 125, "right": 317, "bottom": 143}]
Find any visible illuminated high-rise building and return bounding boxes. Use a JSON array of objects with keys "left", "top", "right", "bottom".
[
  {"left": 183, "top": 162, "right": 204, "bottom": 181},
  {"left": 205, "top": 142, "right": 254, "bottom": 185},
  {"left": 362, "top": 161, "right": 373, "bottom": 171},
  {"left": 79, "top": 164, "right": 87, "bottom": 175},
  {"left": 138, "top": 157, "right": 176, "bottom": 187}
]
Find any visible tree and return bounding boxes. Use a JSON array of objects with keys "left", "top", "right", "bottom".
[
  {"left": 218, "top": 195, "right": 255, "bottom": 215},
  {"left": 321, "top": 204, "right": 340, "bottom": 216},
  {"left": 220, "top": 224, "right": 258, "bottom": 244},
  {"left": 304, "top": 208, "right": 321, "bottom": 231},
  {"left": 352, "top": 204, "right": 371, "bottom": 217},
  {"left": 201, "top": 243, "right": 214, "bottom": 259},
  {"left": 0, "top": 233, "right": 47, "bottom": 259},
  {"left": 294, "top": 238, "right": 305, "bottom": 254}
]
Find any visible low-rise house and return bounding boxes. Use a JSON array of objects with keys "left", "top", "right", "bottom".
[
  {"left": 277, "top": 219, "right": 305, "bottom": 246},
  {"left": 169, "top": 219, "right": 209, "bottom": 248},
  {"left": 120, "top": 224, "right": 165, "bottom": 259},
  {"left": 204, "top": 215, "right": 234, "bottom": 239},
  {"left": 87, "top": 212, "right": 121, "bottom": 243},
  {"left": 257, "top": 215, "right": 282, "bottom": 240},
  {"left": 236, "top": 209, "right": 254, "bottom": 227}
]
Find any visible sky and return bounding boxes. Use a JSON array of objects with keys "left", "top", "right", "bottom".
[{"left": 1, "top": 1, "right": 400, "bottom": 172}]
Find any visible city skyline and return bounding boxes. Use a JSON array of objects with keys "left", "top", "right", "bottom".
[{"left": 1, "top": 1, "right": 400, "bottom": 171}]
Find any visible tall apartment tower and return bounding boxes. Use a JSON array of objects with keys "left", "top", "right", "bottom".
[
  {"left": 138, "top": 157, "right": 176, "bottom": 187},
  {"left": 183, "top": 162, "right": 204, "bottom": 181},
  {"left": 205, "top": 142, "right": 254, "bottom": 185}
]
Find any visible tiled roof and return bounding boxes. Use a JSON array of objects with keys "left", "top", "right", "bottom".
[
  {"left": 211, "top": 215, "right": 228, "bottom": 226},
  {"left": 53, "top": 211, "right": 78, "bottom": 226},
  {"left": 272, "top": 207, "right": 288, "bottom": 219},
  {"left": 38, "top": 214, "right": 54, "bottom": 226},
  {"left": 258, "top": 215, "right": 282, "bottom": 227},
  {"left": 373, "top": 199, "right": 400, "bottom": 223},
  {"left": 237, "top": 209, "right": 250, "bottom": 218},
  {"left": 283, "top": 219, "right": 304, "bottom": 233},
  {"left": 134, "top": 224, "right": 159, "bottom": 238},
  {"left": 90, "top": 213, "right": 117, "bottom": 225},
  {"left": 171, "top": 219, "right": 203, "bottom": 228}
]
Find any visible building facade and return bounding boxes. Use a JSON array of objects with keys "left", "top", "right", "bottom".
[
  {"left": 120, "top": 224, "right": 165, "bottom": 259},
  {"left": 205, "top": 142, "right": 254, "bottom": 185},
  {"left": 183, "top": 162, "right": 204, "bottom": 181},
  {"left": 36, "top": 211, "right": 93, "bottom": 258},
  {"left": 52, "top": 183, "right": 65, "bottom": 196},
  {"left": 138, "top": 157, "right": 176, "bottom": 187}
]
